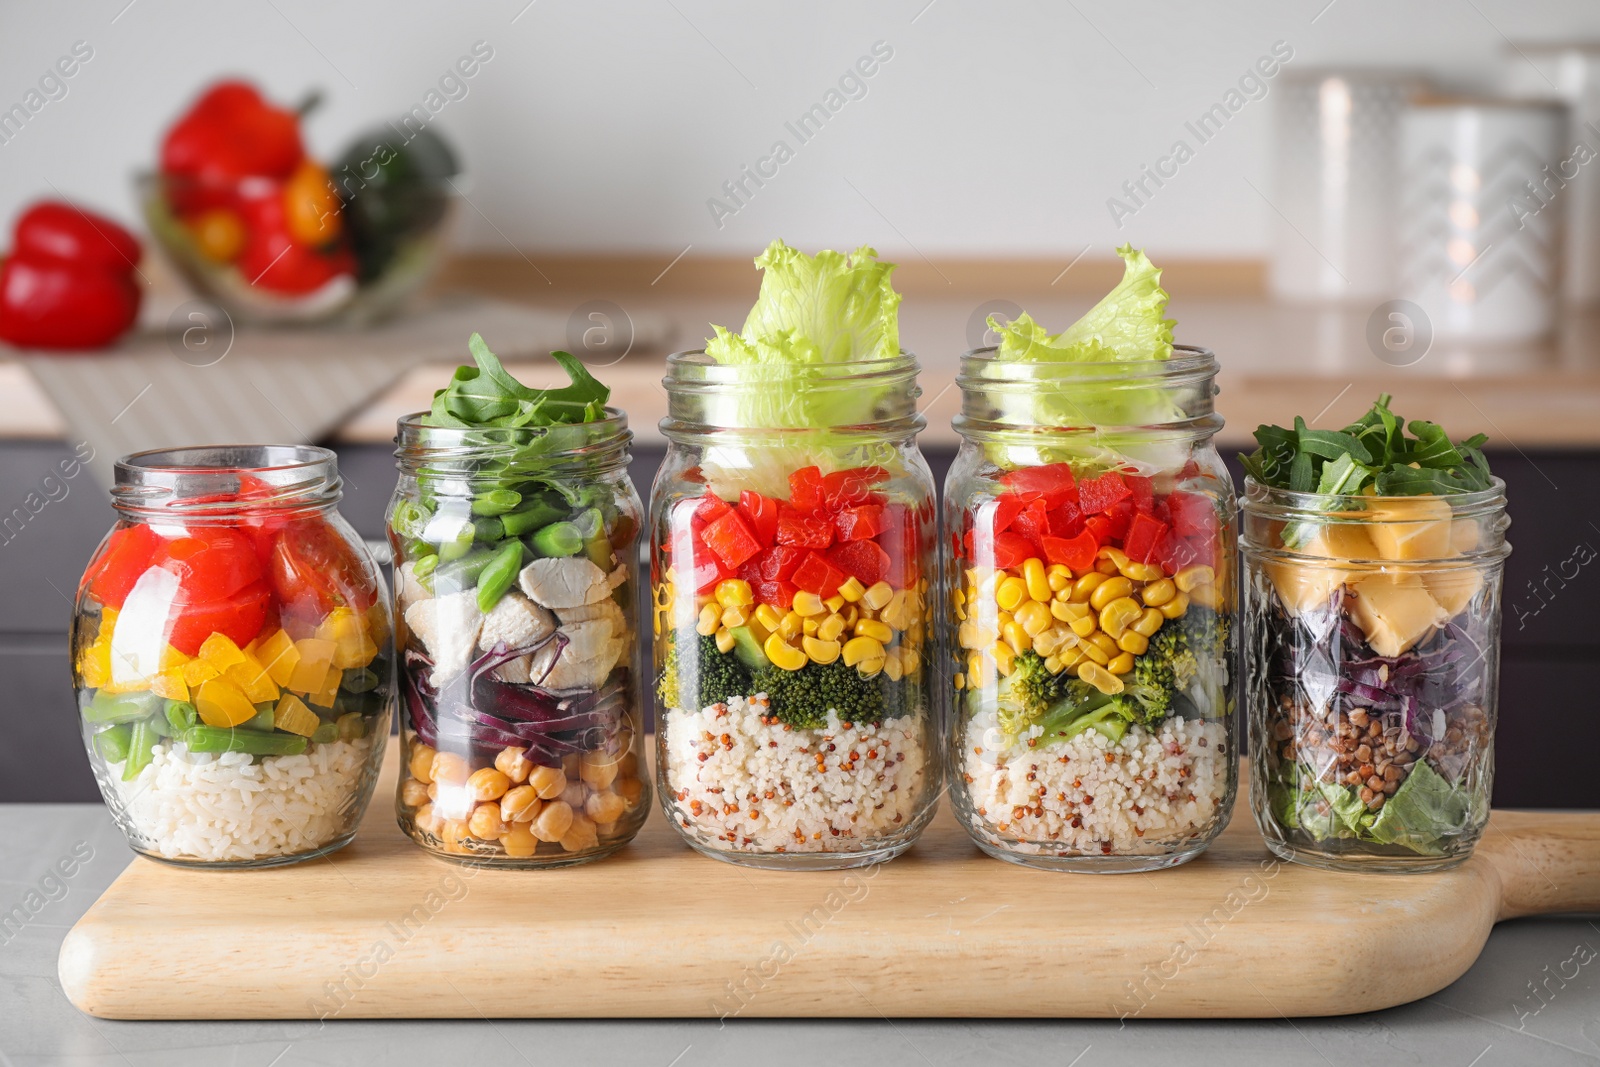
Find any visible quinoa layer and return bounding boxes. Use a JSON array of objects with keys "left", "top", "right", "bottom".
[
  {"left": 960, "top": 713, "right": 1230, "bottom": 857},
  {"left": 663, "top": 694, "right": 928, "bottom": 854}
]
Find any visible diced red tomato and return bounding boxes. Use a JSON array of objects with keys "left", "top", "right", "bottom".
[
  {"left": 999, "top": 462, "right": 1078, "bottom": 509},
  {"left": 1166, "top": 490, "right": 1219, "bottom": 540},
  {"left": 1104, "top": 499, "right": 1136, "bottom": 540},
  {"left": 776, "top": 506, "right": 834, "bottom": 549},
  {"left": 1125, "top": 474, "right": 1155, "bottom": 515},
  {"left": 83, "top": 523, "right": 161, "bottom": 609},
  {"left": 1077, "top": 471, "right": 1131, "bottom": 515},
  {"left": 835, "top": 503, "right": 884, "bottom": 542},
  {"left": 1042, "top": 530, "right": 1098, "bottom": 571},
  {"left": 735, "top": 490, "right": 780, "bottom": 546},
  {"left": 789, "top": 466, "right": 825, "bottom": 511},
  {"left": 154, "top": 526, "right": 264, "bottom": 604},
  {"left": 1123, "top": 512, "right": 1170, "bottom": 565},
  {"left": 827, "top": 539, "right": 890, "bottom": 587},
  {"left": 700, "top": 509, "right": 762, "bottom": 569},
  {"left": 266, "top": 516, "right": 377, "bottom": 618},
  {"left": 792, "top": 552, "right": 847, "bottom": 597},
  {"left": 877, "top": 502, "right": 920, "bottom": 588},
  {"left": 821, "top": 465, "right": 891, "bottom": 508},
  {"left": 1009, "top": 498, "right": 1050, "bottom": 553},
  {"left": 693, "top": 490, "right": 732, "bottom": 524},
  {"left": 991, "top": 532, "right": 1035, "bottom": 571},
  {"left": 754, "top": 579, "right": 797, "bottom": 612},
  {"left": 164, "top": 580, "right": 272, "bottom": 656},
  {"left": 1046, "top": 503, "right": 1083, "bottom": 539}
]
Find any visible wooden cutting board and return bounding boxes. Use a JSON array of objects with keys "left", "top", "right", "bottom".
[{"left": 59, "top": 739, "right": 1600, "bottom": 1020}]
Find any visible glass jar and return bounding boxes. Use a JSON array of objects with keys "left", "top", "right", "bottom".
[
  {"left": 944, "top": 346, "right": 1238, "bottom": 872},
  {"left": 651, "top": 350, "right": 940, "bottom": 869},
  {"left": 389, "top": 411, "right": 649, "bottom": 867},
  {"left": 1242, "top": 478, "right": 1510, "bottom": 872},
  {"left": 72, "top": 445, "right": 391, "bottom": 868}
]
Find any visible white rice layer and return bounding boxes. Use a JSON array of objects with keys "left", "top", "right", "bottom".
[
  {"left": 663, "top": 695, "right": 926, "bottom": 853},
  {"left": 961, "top": 711, "right": 1228, "bottom": 856},
  {"left": 110, "top": 738, "right": 375, "bottom": 862}
]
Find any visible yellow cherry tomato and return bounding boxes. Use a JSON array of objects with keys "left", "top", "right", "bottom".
[
  {"left": 283, "top": 161, "right": 342, "bottom": 245},
  {"left": 189, "top": 208, "right": 246, "bottom": 263}
]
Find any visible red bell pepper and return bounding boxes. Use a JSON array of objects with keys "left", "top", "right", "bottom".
[
  {"left": 877, "top": 502, "right": 921, "bottom": 588},
  {"left": 754, "top": 579, "right": 797, "bottom": 612},
  {"left": 82, "top": 524, "right": 162, "bottom": 609},
  {"left": 1122, "top": 512, "right": 1169, "bottom": 565},
  {"left": 687, "top": 555, "right": 729, "bottom": 594},
  {"left": 788, "top": 466, "right": 825, "bottom": 511},
  {"left": 160, "top": 80, "right": 305, "bottom": 188},
  {"left": 991, "top": 532, "right": 1036, "bottom": 571},
  {"left": 700, "top": 509, "right": 762, "bottom": 570},
  {"left": 978, "top": 495, "right": 1028, "bottom": 539},
  {"left": 835, "top": 503, "right": 884, "bottom": 542},
  {"left": 755, "top": 544, "right": 806, "bottom": 582},
  {"left": 792, "top": 552, "right": 847, "bottom": 598},
  {"left": 1009, "top": 499, "right": 1050, "bottom": 553},
  {"left": 1076, "top": 471, "right": 1131, "bottom": 515},
  {"left": 235, "top": 185, "right": 354, "bottom": 295},
  {"left": 1125, "top": 474, "right": 1155, "bottom": 514},
  {"left": 1166, "top": 490, "right": 1219, "bottom": 540},
  {"left": 693, "top": 490, "right": 733, "bottom": 524},
  {"left": 827, "top": 540, "right": 890, "bottom": 587},
  {"left": 735, "top": 490, "right": 779, "bottom": 546},
  {"left": 775, "top": 506, "right": 834, "bottom": 549},
  {"left": 999, "top": 462, "right": 1078, "bottom": 509},
  {"left": 821, "top": 465, "right": 890, "bottom": 508},
  {"left": 1046, "top": 502, "right": 1083, "bottom": 538},
  {"left": 0, "top": 201, "right": 142, "bottom": 350},
  {"left": 1104, "top": 498, "right": 1136, "bottom": 540},
  {"left": 1084, "top": 513, "right": 1115, "bottom": 544},
  {"left": 1042, "top": 530, "right": 1098, "bottom": 572}
]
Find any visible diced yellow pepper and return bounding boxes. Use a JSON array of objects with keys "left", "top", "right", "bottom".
[
  {"left": 198, "top": 632, "right": 247, "bottom": 671},
  {"left": 365, "top": 602, "right": 391, "bottom": 646},
  {"left": 195, "top": 677, "right": 257, "bottom": 728},
  {"left": 309, "top": 663, "right": 342, "bottom": 709},
  {"left": 150, "top": 668, "right": 189, "bottom": 702},
  {"left": 273, "top": 692, "right": 321, "bottom": 738},
  {"left": 288, "top": 638, "right": 336, "bottom": 693},
  {"left": 255, "top": 629, "right": 298, "bottom": 687},
  {"left": 226, "top": 650, "right": 279, "bottom": 703},
  {"left": 159, "top": 645, "right": 192, "bottom": 671},
  {"left": 180, "top": 658, "right": 222, "bottom": 686},
  {"left": 77, "top": 640, "right": 112, "bottom": 689}
]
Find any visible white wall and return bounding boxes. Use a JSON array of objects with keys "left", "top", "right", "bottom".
[{"left": 2, "top": 0, "right": 1597, "bottom": 259}]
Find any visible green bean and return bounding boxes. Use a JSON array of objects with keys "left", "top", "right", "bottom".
[
  {"left": 476, "top": 539, "right": 524, "bottom": 612},
  {"left": 181, "top": 726, "right": 308, "bottom": 756},
  {"left": 243, "top": 704, "right": 275, "bottom": 732},
  {"left": 94, "top": 723, "right": 133, "bottom": 763},
  {"left": 571, "top": 507, "right": 603, "bottom": 540},
  {"left": 435, "top": 520, "right": 476, "bottom": 561},
  {"left": 471, "top": 488, "right": 522, "bottom": 516},
  {"left": 341, "top": 667, "right": 380, "bottom": 694},
  {"left": 122, "top": 719, "right": 159, "bottom": 781},
  {"left": 433, "top": 547, "right": 495, "bottom": 593},
  {"left": 336, "top": 711, "right": 367, "bottom": 741},
  {"left": 530, "top": 521, "right": 583, "bottom": 558},
  {"left": 411, "top": 553, "right": 439, "bottom": 581},
  {"left": 147, "top": 708, "right": 173, "bottom": 738},
  {"left": 83, "top": 689, "right": 163, "bottom": 724},
  {"left": 164, "top": 700, "right": 199, "bottom": 734},
  {"left": 311, "top": 722, "right": 338, "bottom": 744},
  {"left": 471, "top": 516, "right": 505, "bottom": 542},
  {"left": 500, "top": 496, "right": 568, "bottom": 537}
]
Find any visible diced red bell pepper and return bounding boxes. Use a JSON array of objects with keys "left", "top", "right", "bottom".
[
  {"left": 1042, "top": 530, "right": 1099, "bottom": 572},
  {"left": 1125, "top": 474, "right": 1155, "bottom": 515},
  {"left": 687, "top": 555, "right": 729, "bottom": 594},
  {"left": 83, "top": 523, "right": 162, "bottom": 610},
  {"left": 1177, "top": 457, "right": 1202, "bottom": 483},
  {"left": 776, "top": 506, "right": 834, "bottom": 549},
  {"left": 1084, "top": 514, "right": 1115, "bottom": 544},
  {"left": 978, "top": 495, "right": 1028, "bottom": 539},
  {"left": 1166, "top": 490, "right": 1219, "bottom": 541},
  {"left": 1122, "top": 512, "right": 1170, "bottom": 565},
  {"left": 877, "top": 502, "right": 921, "bottom": 588},
  {"left": 1046, "top": 502, "right": 1083, "bottom": 539},
  {"left": 827, "top": 540, "right": 890, "bottom": 587},
  {"left": 755, "top": 544, "right": 806, "bottom": 582},
  {"left": 834, "top": 503, "right": 884, "bottom": 542},
  {"left": 700, "top": 509, "right": 762, "bottom": 569},
  {"left": 754, "top": 579, "right": 797, "bottom": 612},
  {"left": 735, "top": 490, "right": 780, "bottom": 546},
  {"left": 694, "top": 490, "right": 733, "bottom": 524},
  {"left": 1104, "top": 499, "right": 1136, "bottom": 540},
  {"left": 991, "top": 532, "right": 1036, "bottom": 571},
  {"left": 789, "top": 466, "right": 825, "bottom": 511},
  {"left": 999, "top": 462, "right": 1078, "bottom": 509},
  {"left": 1009, "top": 498, "right": 1050, "bottom": 553},
  {"left": 164, "top": 580, "right": 272, "bottom": 656},
  {"left": 792, "top": 552, "right": 847, "bottom": 598},
  {"left": 821, "top": 465, "right": 891, "bottom": 508},
  {"left": 1077, "top": 471, "right": 1132, "bottom": 515}
]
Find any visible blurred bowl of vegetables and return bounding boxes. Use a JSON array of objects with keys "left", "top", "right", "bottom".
[{"left": 140, "top": 80, "right": 460, "bottom": 326}]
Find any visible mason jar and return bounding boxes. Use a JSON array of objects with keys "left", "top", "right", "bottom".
[
  {"left": 389, "top": 411, "right": 649, "bottom": 867},
  {"left": 1242, "top": 478, "right": 1510, "bottom": 872},
  {"left": 72, "top": 445, "right": 391, "bottom": 868},
  {"left": 651, "top": 350, "right": 940, "bottom": 869},
  {"left": 945, "top": 345, "right": 1238, "bottom": 872}
]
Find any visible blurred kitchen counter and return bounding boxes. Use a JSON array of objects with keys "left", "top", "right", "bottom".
[{"left": 4, "top": 253, "right": 1599, "bottom": 448}]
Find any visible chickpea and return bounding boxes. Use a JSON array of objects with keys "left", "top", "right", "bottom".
[
  {"left": 618, "top": 751, "right": 639, "bottom": 779},
  {"left": 532, "top": 800, "right": 575, "bottom": 842},
  {"left": 528, "top": 764, "right": 567, "bottom": 800},
  {"left": 400, "top": 778, "right": 431, "bottom": 808},
  {"left": 408, "top": 743, "right": 438, "bottom": 784},
  {"left": 494, "top": 746, "right": 533, "bottom": 784},
  {"left": 412, "top": 802, "right": 440, "bottom": 834},
  {"left": 586, "top": 790, "right": 629, "bottom": 824},
  {"left": 559, "top": 780, "right": 588, "bottom": 809},
  {"left": 500, "top": 784, "right": 541, "bottom": 823},
  {"left": 617, "top": 777, "right": 645, "bottom": 805},
  {"left": 439, "top": 819, "right": 473, "bottom": 853},
  {"left": 430, "top": 751, "right": 471, "bottom": 785},
  {"left": 467, "top": 767, "right": 512, "bottom": 802},
  {"left": 579, "top": 750, "right": 621, "bottom": 790},
  {"left": 561, "top": 753, "right": 582, "bottom": 777},
  {"left": 469, "top": 802, "right": 509, "bottom": 840},
  {"left": 559, "top": 813, "right": 599, "bottom": 854},
  {"left": 501, "top": 823, "right": 539, "bottom": 858}
]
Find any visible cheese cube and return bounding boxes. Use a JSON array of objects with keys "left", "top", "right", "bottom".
[
  {"left": 1346, "top": 573, "right": 1447, "bottom": 658},
  {"left": 1365, "top": 496, "right": 1454, "bottom": 561}
]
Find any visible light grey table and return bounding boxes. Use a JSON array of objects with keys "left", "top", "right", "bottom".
[{"left": 5, "top": 803, "right": 1598, "bottom": 1067}]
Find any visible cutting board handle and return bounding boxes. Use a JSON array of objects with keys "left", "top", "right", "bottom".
[{"left": 1480, "top": 810, "right": 1600, "bottom": 920}]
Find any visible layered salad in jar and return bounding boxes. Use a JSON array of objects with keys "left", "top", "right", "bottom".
[
  {"left": 1243, "top": 395, "right": 1506, "bottom": 866},
  {"left": 653, "top": 242, "right": 936, "bottom": 862},
  {"left": 949, "top": 247, "right": 1236, "bottom": 865},
  {"left": 390, "top": 336, "right": 647, "bottom": 863}
]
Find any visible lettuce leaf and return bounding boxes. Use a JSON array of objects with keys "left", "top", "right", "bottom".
[
  {"left": 991, "top": 245, "right": 1174, "bottom": 364},
  {"left": 1367, "top": 760, "right": 1471, "bottom": 855}
]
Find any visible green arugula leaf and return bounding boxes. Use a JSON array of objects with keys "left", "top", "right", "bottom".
[{"left": 423, "top": 333, "right": 610, "bottom": 430}]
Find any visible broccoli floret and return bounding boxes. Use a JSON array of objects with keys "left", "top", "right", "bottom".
[
  {"left": 749, "top": 658, "right": 901, "bottom": 729},
  {"left": 995, "top": 650, "right": 1077, "bottom": 736},
  {"left": 1116, "top": 607, "right": 1229, "bottom": 725},
  {"left": 655, "top": 633, "right": 751, "bottom": 711}
]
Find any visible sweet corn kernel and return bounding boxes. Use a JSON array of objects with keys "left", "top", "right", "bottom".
[
  {"left": 1189, "top": 583, "right": 1224, "bottom": 611},
  {"left": 720, "top": 606, "right": 749, "bottom": 629},
  {"left": 996, "top": 576, "right": 1028, "bottom": 612},
  {"left": 1033, "top": 628, "right": 1067, "bottom": 657},
  {"left": 1141, "top": 578, "right": 1176, "bottom": 607},
  {"left": 1003, "top": 621, "right": 1029, "bottom": 655},
  {"left": 842, "top": 604, "right": 860, "bottom": 627},
  {"left": 1014, "top": 600, "right": 1052, "bottom": 637},
  {"left": 954, "top": 672, "right": 966, "bottom": 690},
  {"left": 1174, "top": 565, "right": 1215, "bottom": 593},
  {"left": 1089, "top": 575, "right": 1134, "bottom": 611},
  {"left": 1071, "top": 572, "right": 1107, "bottom": 602},
  {"left": 1090, "top": 631, "right": 1119, "bottom": 656},
  {"left": 1132, "top": 606, "right": 1165, "bottom": 637},
  {"left": 1079, "top": 661, "right": 1124, "bottom": 695},
  {"left": 1098, "top": 596, "right": 1143, "bottom": 639},
  {"left": 1124, "top": 561, "right": 1165, "bottom": 582},
  {"left": 882, "top": 649, "right": 904, "bottom": 682},
  {"left": 900, "top": 645, "right": 921, "bottom": 673},
  {"left": 838, "top": 577, "right": 866, "bottom": 603},
  {"left": 1069, "top": 613, "right": 1098, "bottom": 638},
  {"left": 802, "top": 636, "right": 841, "bottom": 664},
  {"left": 1046, "top": 563, "right": 1072, "bottom": 591},
  {"left": 1043, "top": 653, "right": 1063, "bottom": 674},
  {"left": 754, "top": 604, "right": 783, "bottom": 632},
  {"left": 1160, "top": 590, "right": 1191, "bottom": 619},
  {"left": 1097, "top": 546, "right": 1130, "bottom": 570},
  {"left": 793, "top": 591, "right": 826, "bottom": 617},
  {"left": 991, "top": 639, "right": 1016, "bottom": 676},
  {"left": 715, "top": 579, "right": 754, "bottom": 608},
  {"left": 1108, "top": 651, "right": 1135, "bottom": 675},
  {"left": 696, "top": 603, "right": 720, "bottom": 636},
  {"left": 802, "top": 617, "right": 820, "bottom": 637},
  {"left": 968, "top": 650, "right": 996, "bottom": 687},
  {"left": 1022, "top": 558, "right": 1050, "bottom": 602},
  {"left": 824, "top": 594, "right": 846, "bottom": 614},
  {"left": 817, "top": 613, "right": 846, "bottom": 642},
  {"left": 778, "top": 611, "right": 803, "bottom": 641},
  {"left": 1117, "top": 630, "right": 1150, "bottom": 656},
  {"left": 716, "top": 629, "right": 737, "bottom": 653},
  {"left": 855, "top": 618, "right": 894, "bottom": 644},
  {"left": 1095, "top": 557, "right": 1120, "bottom": 575},
  {"left": 764, "top": 633, "right": 808, "bottom": 670},
  {"left": 857, "top": 655, "right": 886, "bottom": 678},
  {"left": 1078, "top": 638, "right": 1110, "bottom": 666},
  {"left": 842, "top": 635, "right": 885, "bottom": 666},
  {"left": 863, "top": 581, "right": 895, "bottom": 611}
]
